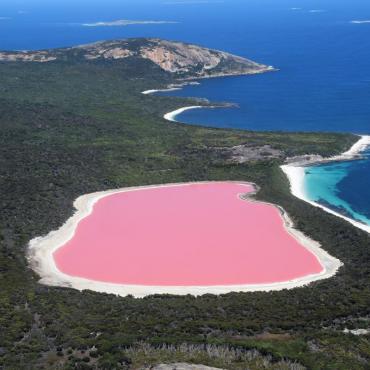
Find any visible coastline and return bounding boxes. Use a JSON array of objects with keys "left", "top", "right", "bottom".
[
  {"left": 144, "top": 65, "right": 276, "bottom": 124},
  {"left": 164, "top": 106, "right": 216, "bottom": 122},
  {"left": 142, "top": 81, "right": 200, "bottom": 95},
  {"left": 281, "top": 135, "right": 370, "bottom": 234},
  {"left": 141, "top": 66, "right": 277, "bottom": 95},
  {"left": 27, "top": 181, "right": 341, "bottom": 298},
  {"left": 179, "top": 65, "right": 277, "bottom": 81},
  {"left": 142, "top": 87, "right": 182, "bottom": 95}
]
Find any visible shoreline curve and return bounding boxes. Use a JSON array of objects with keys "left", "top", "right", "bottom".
[
  {"left": 281, "top": 135, "right": 370, "bottom": 234},
  {"left": 27, "top": 181, "right": 341, "bottom": 298},
  {"left": 163, "top": 106, "right": 215, "bottom": 122}
]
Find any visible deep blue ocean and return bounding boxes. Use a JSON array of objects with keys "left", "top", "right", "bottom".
[{"left": 1, "top": 0, "right": 369, "bottom": 227}]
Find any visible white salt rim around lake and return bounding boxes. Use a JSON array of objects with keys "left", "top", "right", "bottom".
[{"left": 28, "top": 181, "right": 341, "bottom": 298}]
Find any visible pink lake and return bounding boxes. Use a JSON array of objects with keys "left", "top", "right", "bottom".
[{"left": 54, "top": 182, "right": 323, "bottom": 286}]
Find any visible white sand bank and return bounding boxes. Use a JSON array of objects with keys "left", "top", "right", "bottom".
[
  {"left": 163, "top": 106, "right": 207, "bottom": 122},
  {"left": 142, "top": 87, "right": 182, "bottom": 95},
  {"left": 141, "top": 81, "right": 200, "bottom": 95},
  {"left": 142, "top": 82, "right": 216, "bottom": 123},
  {"left": 28, "top": 181, "right": 341, "bottom": 298},
  {"left": 281, "top": 135, "right": 370, "bottom": 234}
]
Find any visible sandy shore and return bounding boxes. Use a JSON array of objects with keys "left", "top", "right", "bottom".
[
  {"left": 28, "top": 181, "right": 341, "bottom": 298},
  {"left": 144, "top": 66, "right": 276, "bottom": 121},
  {"left": 142, "top": 84, "right": 215, "bottom": 123},
  {"left": 142, "top": 87, "right": 182, "bottom": 95},
  {"left": 142, "top": 81, "right": 200, "bottom": 95},
  {"left": 281, "top": 135, "right": 370, "bottom": 234},
  {"left": 163, "top": 106, "right": 211, "bottom": 122},
  {"left": 141, "top": 66, "right": 276, "bottom": 95},
  {"left": 142, "top": 86, "right": 213, "bottom": 124}
]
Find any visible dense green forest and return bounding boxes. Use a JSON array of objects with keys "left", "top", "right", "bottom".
[{"left": 0, "top": 55, "right": 369, "bottom": 369}]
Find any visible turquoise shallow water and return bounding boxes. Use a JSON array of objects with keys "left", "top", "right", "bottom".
[{"left": 304, "top": 148, "right": 370, "bottom": 226}]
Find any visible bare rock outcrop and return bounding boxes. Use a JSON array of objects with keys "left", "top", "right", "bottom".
[{"left": 0, "top": 38, "right": 274, "bottom": 79}]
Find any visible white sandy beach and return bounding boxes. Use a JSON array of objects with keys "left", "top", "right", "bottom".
[
  {"left": 28, "top": 181, "right": 341, "bottom": 298},
  {"left": 142, "top": 87, "right": 182, "bottom": 95},
  {"left": 141, "top": 81, "right": 201, "bottom": 95},
  {"left": 142, "top": 86, "right": 212, "bottom": 123},
  {"left": 281, "top": 135, "right": 370, "bottom": 234},
  {"left": 163, "top": 106, "right": 207, "bottom": 122}
]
